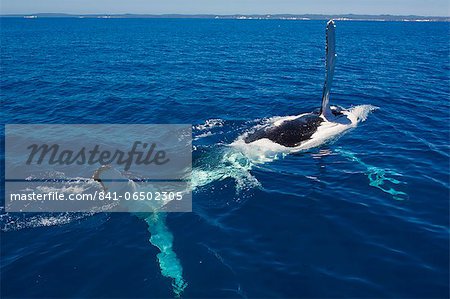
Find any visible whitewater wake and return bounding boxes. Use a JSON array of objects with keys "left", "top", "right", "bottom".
[{"left": 0, "top": 105, "right": 383, "bottom": 297}]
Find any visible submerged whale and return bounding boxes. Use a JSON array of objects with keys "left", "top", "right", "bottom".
[{"left": 240, "top": 20, "right": 370, "bottom": 152}]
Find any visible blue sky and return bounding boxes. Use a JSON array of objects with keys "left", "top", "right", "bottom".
[{"left": 1, "top": 0, "right": 449, "bottom": 16}]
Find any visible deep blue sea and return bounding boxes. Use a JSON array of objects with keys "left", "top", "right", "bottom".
[{"left": 1, "top": 18, "right": 449, "bottom": 298}]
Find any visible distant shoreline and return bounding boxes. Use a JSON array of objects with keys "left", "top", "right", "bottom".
[{"left": 1, "top": 13, "right": 449, "bottom": 22}]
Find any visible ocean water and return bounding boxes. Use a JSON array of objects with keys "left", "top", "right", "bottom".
[{"left": 1, "top": 18, "right": 449, "bottom": 298}]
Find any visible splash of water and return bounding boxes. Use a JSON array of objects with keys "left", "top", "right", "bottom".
[
  {"left": 191, "top": 147, "right": 260, "bottom": 191},
  {"left": 335, "top": 148, "right": 408, "bottom": 200},
  {"left": 0, "top": 210, "right": 95, "bottom": 232}
]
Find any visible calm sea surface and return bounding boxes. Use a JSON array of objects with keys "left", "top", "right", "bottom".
[{"left": 1, "top": 18, "right": 449, "bottom": 298}]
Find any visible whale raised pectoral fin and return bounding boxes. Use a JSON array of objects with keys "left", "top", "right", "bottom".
[{"left": 320, "top": 20, "right": 337, "bottom": 121}]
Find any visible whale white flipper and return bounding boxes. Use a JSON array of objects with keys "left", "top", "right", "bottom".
[
  {"left": 320, "top": 20, "right": 337, "bottom": 121},
  {"left": 239, "top": 20, "right": 376, "bottom": 153}
]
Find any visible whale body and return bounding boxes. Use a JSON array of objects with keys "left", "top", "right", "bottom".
[
  {"left": 243, "top": 107, "right": 348, "bottom": 148},
  {"left": 241, "top": 20, "right": 365, "bottom": 151}
]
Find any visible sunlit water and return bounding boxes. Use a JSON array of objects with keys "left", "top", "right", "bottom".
[{"left": 1, "top": 18, "right": 449, "bottom": 298}]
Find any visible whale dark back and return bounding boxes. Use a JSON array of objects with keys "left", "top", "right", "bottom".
[{"left": 244, "top": 114, "right": 323, "bottom": 147}]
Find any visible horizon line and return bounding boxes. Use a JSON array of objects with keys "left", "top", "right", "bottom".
[{"left": 1, "top": 13, "right": 449, "bottom": 18}]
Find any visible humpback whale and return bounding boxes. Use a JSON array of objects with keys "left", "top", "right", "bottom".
[
  {"left": 88, "top": 21, "right": 378, "bottom": 294},
  {"left": 242, "top": 20, "right": 358, "bottom": 150}
]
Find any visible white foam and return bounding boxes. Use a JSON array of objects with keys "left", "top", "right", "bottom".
[
  {"left": 194, "top": 118, "right": 224, "bottom": 131},
  {"left": 191, "top": 150, "right": 260, "bottom": 191},
  {"left": 0, "top": 210, "right": 95, "bottom": 231},
  {"left": 0, "top": 177, "right": 101, "bottom": 231}
]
